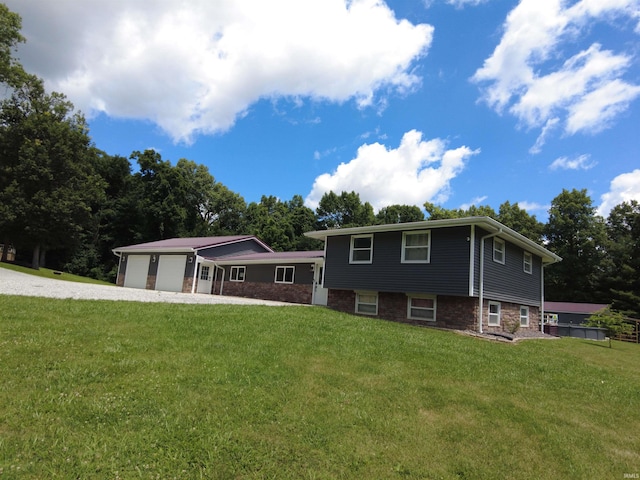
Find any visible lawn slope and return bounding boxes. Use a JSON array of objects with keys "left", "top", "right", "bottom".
[{"left": 1, "top": 296, "right": 638, "bottom": 479}]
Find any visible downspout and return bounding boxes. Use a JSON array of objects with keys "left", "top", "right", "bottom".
[{"left": 478, "top": 229, "right": 503, "bottom": 334}]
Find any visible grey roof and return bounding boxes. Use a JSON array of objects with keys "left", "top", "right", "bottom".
[
  {"left": 113, "top": 236, "right": 266, "bottom": 253},
  {"left": 305, "top": 216, "right": 562, "bottom": 265},
  {"left": 207, "top": 250, "right": 324, "bottom": 264}
]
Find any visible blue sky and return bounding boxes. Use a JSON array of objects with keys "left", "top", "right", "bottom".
[{"left": 7, "top": 0, "right": 640, "bottom": 220}]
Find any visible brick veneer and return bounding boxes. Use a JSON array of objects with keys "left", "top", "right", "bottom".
[
  {"left": 222, "top": 281, "right": 312, "bottom": 304},
  {"left": 327, "top": 289, "right": 540, "bottom": 332}
]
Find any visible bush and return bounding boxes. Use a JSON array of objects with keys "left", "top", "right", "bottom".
[{"left": 585, "top": 307, "right": 633, "bottom": 338}]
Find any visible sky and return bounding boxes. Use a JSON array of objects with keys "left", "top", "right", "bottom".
[{"left": 5, "top": 0, "right": 640, "bottom": 220}]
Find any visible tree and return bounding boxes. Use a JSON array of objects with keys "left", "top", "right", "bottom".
[
  {"left": 585, "top": 307, "right": 633, "bottom": 347},
  {"left": 602, "top": 201, "right": 640, "bottom": 318},
  {"left": 0, "top": 3, "right": 29, "bottom": 88},
  {"left": 497, "top": 201, "right": 544, "bottom": 242},
  {"left": 544, "top": 189, "right": 607, "bottom": 302},
  {"left": 423, "top": 202, "right": 497, "bottom": 220},
  {"left": 0, "top": 77, "right": 104, "bottom": 269},
  {"left": 316, "top": 191, "right": 375, "bottom": 229},
  {"left": 376, "top": 205, "right": 424, "bottom": 224}
]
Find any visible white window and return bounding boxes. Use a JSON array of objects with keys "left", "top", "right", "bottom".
[
  {"left": 402, "top": 231, "right": 431, "bottom": 263},
  {"left": 275, "top": 266, "right": 295, "bottom": 284},
  {"left": 523, "top": 252, "right": 533, "bottom": 274},
  {"left": 520, "top": 306, "right": 530, "bottom": 327},
  {"left": 230, "top": 266, "right": 246, "bottom": 282},
  {"left": 493, "top": 238, "right": 505, "bottom": 264},
  {"left": 200, "top": 265, "right": 210, "bottom": 281},
  {"left": 356, "top": 292, "right": 378, "bottom": 315},
  {"left": 488, "top": 301, "right": 501, "bottom": 326},
  {"left": 407, "top": 295, "right": 436, "bottom": 321},
  {"left": 350, "top": 234, "right": 373, "bottom": 264}
]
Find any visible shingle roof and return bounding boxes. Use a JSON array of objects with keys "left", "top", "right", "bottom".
[{"left": 113, "top": 236, "right": 258, "bottom": 253}]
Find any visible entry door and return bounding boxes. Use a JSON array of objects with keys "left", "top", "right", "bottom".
[
  {"left": 312, "top": 265, "right": 328, "bottom": 306},
  {"left": 197, "top": 264, "right": 213, "bottom": 294}
]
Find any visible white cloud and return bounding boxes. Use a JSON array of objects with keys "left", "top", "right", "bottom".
[
  {"left": 305, "top": 130, "right": 479, "bottom": 211},
  {"left": 598, "top": 169, "right": 640, "bottom": 216},
  {"left": 7, "top": 0, "right": 433, "bottom": 144},
  {"left": 459, "top": 196, "right": 488, "bottom": 210},
  {"left": 518, "top": 201, "right": 549, "bottom": 213},
  {"left": 530, "top": 117, "right": 560, "bottom": 154},
  {"left": 472, "top": 0, "right": 640, "bottom": 146},
  {"left": 549, "top": 154, "right": 596, "bottom": 171}
]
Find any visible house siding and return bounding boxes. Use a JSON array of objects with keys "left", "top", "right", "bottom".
[
  {"left": 476, "top": 229, "right": 542, "bottom": 306},
  {"left": 222, "top": 263, "right": 314, "bottom": 285},
  {"left": 324, "top": 226, "right": 471, "bottom": 296}
]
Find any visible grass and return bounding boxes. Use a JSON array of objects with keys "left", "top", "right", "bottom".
[
  {"left": 0, "top": 262, "right": 113, "bottom": 286},
  {"left": 1, "top": 296, "right": 639, "bottom": 479}
]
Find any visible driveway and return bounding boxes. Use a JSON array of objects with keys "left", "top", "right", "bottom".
[{"left": 0, "top": 267, "right": 297, "bottom": 306}]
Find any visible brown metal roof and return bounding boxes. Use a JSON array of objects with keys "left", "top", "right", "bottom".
[
  {"left": 113, "top": 235, "right": 259, "bottom": 252},
  {"left": 544, "top": 302, "right": 609, "bottom": 314}
]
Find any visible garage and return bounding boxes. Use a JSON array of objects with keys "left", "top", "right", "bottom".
[
  {"left": 155, "top": 255, "right": 187, "bottom": 292},
  {"left": 123, "top": 255, "right": 151, "bottom": 289}
]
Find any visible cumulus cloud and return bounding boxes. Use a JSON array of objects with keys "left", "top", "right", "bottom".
[
  {"left": 598, "top": 169, "right": 640, "bottom": 216},
  {"left": 7, "top": 0, "right": 433, "bottom": 144},
  {"left": 472, "top": 0, "right": 640, "bottom": 146},
  {"left": 549, "top": 154, "right": 596, "bottom": 171},
  {"left": 305, "top": 130, "right": 479, "bottom": 211}
]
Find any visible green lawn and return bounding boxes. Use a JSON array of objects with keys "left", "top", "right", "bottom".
[
  {"left": 1, "top": 296, "right": 638, "bottom": 479},
  {"left": 0, "top": 262, "right": 113, "bottom": 286}
]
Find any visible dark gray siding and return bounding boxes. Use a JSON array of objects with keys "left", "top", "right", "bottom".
[
  {"left": 479, "top": 234, "right": 542, "bottom": 305},
  {"left": 223, "top": 263, "right": 314, "bottom": 285},
  {"left": 323, "top": 226, "right": 471, "bottom": 295},
  {"left": 198, "top": 239, "right": 270, "bottom": 258}
]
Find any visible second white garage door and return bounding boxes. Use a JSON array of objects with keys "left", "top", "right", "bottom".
[{"left": 155, "top": 255, "right": 187, "bottom": 292}]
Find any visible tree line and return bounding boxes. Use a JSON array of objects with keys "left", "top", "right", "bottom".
[{"left": 0, "top": 3, "right": 638, "bottom": 318}]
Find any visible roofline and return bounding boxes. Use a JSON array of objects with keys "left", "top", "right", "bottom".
[
  {"left": 304, "top": 216, "right": 562, "bottom": 264},
  {"left": 207, "top": 257, "right": 324, "bottom": 266},
  {"left": 112, "top": 236, "right": 274, "bottom": 255}
]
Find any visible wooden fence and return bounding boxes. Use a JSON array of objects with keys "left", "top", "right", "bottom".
[{"left": 615, "top": 318, "right": 640, "bottom": 344}]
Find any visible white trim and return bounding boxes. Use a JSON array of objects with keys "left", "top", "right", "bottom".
[
  {"left": 275, "top": 265, "right": 295, "bottom": 284},
  {"left": 468, "top": 225, "right": 475, "bottom": 297},
  {"left": 229, "top": 266, "right": 246, "bottom": 282},
  {"left": 523, "top": 251, "right": 533, "bottom": 274},
  {"left": 520, "top": 305, "right": 530, "bottom": 327},
  {"left": 407, "top": 294, "right": 436, "bottom": 321},
  {"left": 401, "top": 230, "right": 431, "bottom": 263},
  {"left": 355, "top": 291, "right": 378, "bottom": 315},
  {"left": 493, "top": 238, "right": 505, "bottom": 264},
  {"left": 350, "top": 234, "right": 374, "bottom": 264},
  {"left": 488, "top": 301, "right": 501, "bottom": 326}
]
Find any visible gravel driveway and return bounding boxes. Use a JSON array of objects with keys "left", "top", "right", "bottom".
[{"left": 0, "top": 267, "right": 297, "bottom": 306}]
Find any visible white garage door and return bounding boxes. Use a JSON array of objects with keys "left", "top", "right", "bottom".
[
  {"left": 155, "top": 255, "right": 187, "bottom": 292},
  {"left": 124, "top": 255, "right": 151, "bottom": 289}
]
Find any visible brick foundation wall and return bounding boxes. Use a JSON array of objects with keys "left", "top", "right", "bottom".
[
  {"left": 116, "top": 273, "right": 125, "bottom": 287},
  {"left": 146, "top": 275, "right": 156, "bottom": 290},
  {"left": 222, "top": 281, "right": 313, "bottom": 304},
  {"left": 182, "top": 276, "right": 194, "bottom": 293},
  {"left": 328, "top": 289, "right": 540, "bottom": 333}
]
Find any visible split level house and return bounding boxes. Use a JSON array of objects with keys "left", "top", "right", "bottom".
[{"left": 113, "top": 216, "right": 561, "bottom": 333}]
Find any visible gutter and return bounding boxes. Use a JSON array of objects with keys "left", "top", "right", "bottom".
[{"left": 478, "top": 228, "right": 503, "bottom": 334}]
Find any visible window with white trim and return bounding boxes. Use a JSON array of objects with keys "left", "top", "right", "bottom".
[
  {"left": 520, "top": 306, "right": 530, "bottom": 327},
  {"left": 230, "top": 266, "right": 246, "bottom": 282},
  {"left": 493, "top": 238, "right": 505, "bottom": 264},
  {"left": 275, "top": 266, "right": 295, "bottom": 284},
  {"left": 355, "top": 292, "right": 378, "bottom": 315},
  {"left": 523, "top": 252, "right": 533, "bottom": 274},
  {"left": 402, "top": 231, "right": 431, "bottom": 263},
  {"left": 488, "top": 301, "right": 501, "bottom": 326},
  {"left": 350, "top": 234, "right": 373, "bottom": 264},
  {"left": 200, "top": 265, "right": 210, "bottom": 281},
  {"left": 407, "top": 295, "right": 436, "bottom": 321}
]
